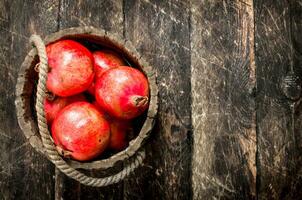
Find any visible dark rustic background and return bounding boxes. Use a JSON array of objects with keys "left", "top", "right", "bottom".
[{"left": 0, "top": 0, "right": 301, "bottom": 199}]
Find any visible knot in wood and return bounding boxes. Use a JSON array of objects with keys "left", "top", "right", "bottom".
[{"left": 281, "top": 72, "right": 301, "bottom": 101}]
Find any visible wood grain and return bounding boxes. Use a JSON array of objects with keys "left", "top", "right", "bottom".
[
  {"left": 191, "top": 0, "right": 256, "bottom": 199},
  {"left": 123, "top": 0, "right": 192, "bottom": 199},
  {"left": 55, "top": 1, "right": 124, "bottom": 199},
  {"left": 0, "top": 0, "right": 59, "bottom": 199},
  {"left": 1, "top": 0, "right": 302, "bottom": 199},
  {"left": 58, "top": 0, "right": 123, "bottom": 31},
  {"left": 255, "top": 0, "right": 302, "bottom": 199}
]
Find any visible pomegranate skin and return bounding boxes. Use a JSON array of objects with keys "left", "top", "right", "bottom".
[
  {"left": 46, "top": 40, "right": 94, "bottom": 97},
  {"left": 87, "top": 50, "right": 125, "bottom": 95},
  {"left": 44, "top": 94, "right": 86, "bottom": 125},
  {"left": 109, "top": 119, "right": 130, "bottom": 151},
  {"left": 93, "top": 101, "right": 130, "bottom": 151},
  {"left": 51, "top": 102, "right": 110, "bottom": 161},
  {"left": 93, "top": 50, "right": 125, "bottom": 79},
  {"left": 95, "top": 66, "right": 149, "bottom": 119},
  {"left": 87, "top": 82, "right": 96, "bottom": 96}
]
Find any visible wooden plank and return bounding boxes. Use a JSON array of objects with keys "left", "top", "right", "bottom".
[
  {"left": 56, "top": 1, "right": 124, "bottom": 199},
  {"left": 58, "top": 0, "right": 123, "bottom": 30},
  {"left": 123, "top": 0, "right": 192, "bottom": 199},
  {"left": 0, "top": 0, "right": 59, "bottom": 199},
  {"left": 191, "top": 0, "right": 256, "bottom": 199},
  {"left": 255, "top": 0, "right": 302, "bottom": 199}
]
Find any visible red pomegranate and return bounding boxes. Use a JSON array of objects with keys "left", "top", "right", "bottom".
[
  {"left": 109, "top": 119, "right": 131, "bottom": 151},
  {"left": 87, "top": 50, "right": 125, "bottom": 95},
  {"left": 93, "top": 101, "right": 130, "bottom": 151},
  {"left": 46, "top": 40, "right": 94, "bottom": 97},
  {"left": 87, "top": 82, "right": 96, "bottom": 96},
  {"left": 51, "top": 102, "right": 110, "bottom": 161},
  {"left": 95, "top": 66, "right": 149, "bottom": 119},
  {"left": 44, "top": 94, "right": 86, "bottom": 125},
  {"left": 93, "top": 50, "right": 125, "bottom": 79},
  {"left": 92, "top": 101, "right": 110, "bottom": 119}
]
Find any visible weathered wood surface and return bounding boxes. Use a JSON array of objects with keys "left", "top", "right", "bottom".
[
  {"left": 56, "top": 1, "right": 124, "bottom": 199},
  {"left": 191, "top": 0, "right": 256, "bottom": 199},
  {"left": 1, "top": 0, "right": 302, "bottom": 199},
  {"left": 123, "top": 0, "right": 192, "bottom": 199},
  {"left": 0, "top": 0, "right": 58, "bottom": 199},
  {"left": 255, "top": 0, "right": 302, "bottom": 199}
]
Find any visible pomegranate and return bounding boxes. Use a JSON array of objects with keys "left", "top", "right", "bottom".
[
  {"left": 87, "top": 82, "right": 96, "bottom": 96},
  {"left": 95, "top": 66, "right": 149, "bottom": 119},
  {"left": 93, "top": 101, "right": 130, "bottom": 151},
  {"left": 109, "top": 119, "right": 131, "bottom": 151},
  {"left": 46, "top": 40, "right": 94, "bottom": 97},
  {"left": 87, "top": 50, "right": 125, "bottom": 95},
  {"left": 93, "top": 50, "right": 125, "bottom": 79},
  {"left": 51, "top": 102, "right": 110, "bottom": 161},
  {"left": 44, "top": 94, "right": 86, "bottom": 125},
  {"left": 92, "top": 101, "right": 110, "bottom": 120}
]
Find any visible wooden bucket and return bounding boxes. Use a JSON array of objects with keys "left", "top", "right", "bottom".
[{"left": 15, "top": 27, "right": 158, "bottom": 171}]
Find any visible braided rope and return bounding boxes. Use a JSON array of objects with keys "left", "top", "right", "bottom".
[{"left": 30, "top": 34, "right": 145, "bottom": 187}]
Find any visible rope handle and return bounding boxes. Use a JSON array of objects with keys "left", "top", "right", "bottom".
[{"left": 30, "top": 34, "right": 145, "bottom": 187}]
